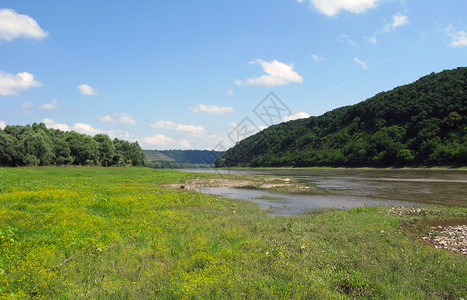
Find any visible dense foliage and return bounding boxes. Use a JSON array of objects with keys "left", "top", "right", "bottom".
[
  {"left": 145, "top": 150, "right": 224, "bottom": 168},
  {"left": 0, "top": 123, "right": 146, "bottom": 166},
  {"left": 217, "top": 67, "right": 467, "bottom": 167}
]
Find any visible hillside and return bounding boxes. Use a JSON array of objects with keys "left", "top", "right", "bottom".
[
  {"left": 145, "top": 150, "right": 224, "bottom": 168},
  {"left": 144, "top": 150, "right": 175, "bottom": 162},
  {"left": 216, "top": 67, "right": 467, "bottom": 167}
]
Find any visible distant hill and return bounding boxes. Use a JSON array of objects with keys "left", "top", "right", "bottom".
[
  {"left": 216, "top": 67, "right": 467, "bottom": 167},
  {"left": 144, "top": 150, "right": 175, "bottom": 162},
  {"left": 145, "top": 150, "right": 224, "bottom": 168}
]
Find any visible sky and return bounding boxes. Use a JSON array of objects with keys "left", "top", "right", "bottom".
[{"left": 0, "top": 0, "right": 466, "bottom": 150}]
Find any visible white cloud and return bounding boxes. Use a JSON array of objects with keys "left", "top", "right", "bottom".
[
  {"left": 72, "top": 123, "right": 102, "bottom": 136},
  {"left": 367, "top": 35, "right": 377, "bottom": 44},
  {"left": 283, "top": 112, "right": 310, "bottom": 122},
  {"left": 226, "top": 89, "right": 234, "bottom": 96},
  {"left": 382, "top": 13, "right": 408, "bottom": 32},
  {"left": 77, "top": 84, "right": 99, "bottom": 95},
  {"left": 99, "top": 114, "right": 115, "bottom": 123},
  {"left": 0, "top": 120, "right": 5, "bottom": 130},
  {"left": 0, "top": 71, "right": 42, "bottom": 96},
  {"left": 42, "top": 119, "right": 136, "bottom": 140},
  {"left": 106, "top": 130, "right": 133, "bottom": 141},
  {"left": 41, "top": 118, "right": 71, "bottom": 131},
  {"left": 445, "top": 25, "right": 467, "bottom": 48},
  {"left": 115, "top": 113, "right": 136, "bottom": 125},
  {"left": 337, "top": 34, "right": 357, "bottom": 46},
  {"left": 0, "top": 8, "right": 48, "bottom": 41},
  {"left": 189, "top": 104, "right": 235, "bottom": 115},
  {"left": 40, "top": 98, "right": 61, "bottom": 110},
  {"left": 99, "top": 113, "right": 136, "bottom": 125},
  {"left": 354, "top": 57, "right": 369, "bottom": 69},
  {"left": 150, "top": 120, "right": 205, "bottom": 134},
  {"left": 311, "top": 54, "right": 323, "bottom": 61},
  {"left": 235, "top": 59, "right": 303, "bottom": 87},
  {"left": 143, "top": 134, "right": 175, "bottom": 146},
  {"left": 301, "top": 0, "right": 379, "bottom": 16},
  {"left": 21, "top": 102, "right": 33, "bottom": 114},
  {"left": 180, "top": 139, "right": 192, "bottom": 149}
]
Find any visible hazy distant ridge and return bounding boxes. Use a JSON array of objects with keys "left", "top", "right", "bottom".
[{"left": 145, "top": 150, "right": 223, "bottom": 165}]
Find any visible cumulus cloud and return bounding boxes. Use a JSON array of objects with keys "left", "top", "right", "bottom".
[
  {"left": 150, "top": 120, "right": 205, "bottom": 134},
  {"left": 42, "top": 119, "right": 136, "bottom": 141},
  {"left": 0, "top": 8, "right": 48, "bottom": 41},
  {"left": 445, "top": 25, "right": 467, "bottom": 48},
  {"left": 226, "top": 89, "right": 234, "bottom": 96},
  {"left": 311, "top": 54, "right": 323, "bottom": 61},
  {"left": 42, "top": 118, "right": 71, "bottom": 131},
  {"left": 0, "top": 71, "right": 42, "bottom": 96},
  {"left": 99, "top": 113, "right": 136, "bottom": 125},
  {"left": 354, "top": 57, "right": 369, "bottom": 69},
  {"left": 382, "top": 12, "right": 409, "bottom": 32},
  {"left": 235, "top": 59, "right": 303, "bottom": 87},
  {"left": 106, "top": 130, "right": 133, "bottom": 141},
  {"left": 143, "top": 134, "right": 175, "bottom": 146},
  {"left": 77, "top": 84, "right": 99, "bottom": 95},
  {"left": 283, "top": 111, "right": 310, "bottom": 122},
  {"left": 180, "top": 139, "right": 192, "bottom": 149},
  {"left": 0, "top": 120, "right": 5, "bottom": 130},
  {"left": 72, "top": 123, "right": 102, "bottom": 136},
  {"left": 40, "top": 98, "right": 61, "bottom": 110},
  {"left": 189, "top": 104, "right": 235, "bottom": 115},
  {"left": 299, "top": 0, "right": 379, "bottom": 16},
  {"left": 115, "top": 113, "right": 136, "bottom": 125},
  {"left": 99, "top": 114, "right": 115, "bottom": 123}
]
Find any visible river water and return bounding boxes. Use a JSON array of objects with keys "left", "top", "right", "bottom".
[{"left": 182, "top": 168, "right": 467, "bottom": 216}]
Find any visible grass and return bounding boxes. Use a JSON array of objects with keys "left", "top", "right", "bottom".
[{"left": 0, "top": 166, "right": 466, "bottom": 299}]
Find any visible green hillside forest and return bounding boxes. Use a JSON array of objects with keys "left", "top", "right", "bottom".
[
  {"left": 145, "top": 150, "right": 224, "bottom": 168},
  {"left": 216, "top": 67, "right": 467, "bottom": 167},
  {"left": 0, "top": 123, "right": 146, "bottom": 167}
]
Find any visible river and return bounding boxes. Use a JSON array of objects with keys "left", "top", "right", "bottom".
[{"left": 182, "top": 168, "right": 467, "bottom": 216}]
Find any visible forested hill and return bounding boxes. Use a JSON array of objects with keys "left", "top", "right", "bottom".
[
  {"left": 216, "top": 67, "right": 467, "bottom": 167},
  {"left": 0, "top": 123, "right": 146, "bottom": 167},
  {"left": 159, "top": 150, "right": 224, "bottom": 164},
  {"left": 145, "top": 150, "right": 224, "bottom": 168}
]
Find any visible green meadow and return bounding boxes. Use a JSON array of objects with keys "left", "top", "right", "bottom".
[{"left": 0, "top": 167, "right": 465, "bottom": 299}]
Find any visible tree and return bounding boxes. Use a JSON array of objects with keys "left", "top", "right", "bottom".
[
  {"left": 66, "top": 131, "right": 99, "bottom": 165},
  {"left": 94, "top": 134, "right": 116, "bottom": 166}
]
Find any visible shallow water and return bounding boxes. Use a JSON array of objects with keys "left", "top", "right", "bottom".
[{"left": 183, "top": 168, "right": 467, "bottom": 216}]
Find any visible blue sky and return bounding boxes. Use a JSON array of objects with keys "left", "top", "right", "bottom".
[{"left": 1, "top": 0, "right": 466, "bottom": 150}]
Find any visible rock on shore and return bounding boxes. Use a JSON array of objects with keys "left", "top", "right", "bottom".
[{"left": 422, "top": 225, "right": 467, "bottom": 255}]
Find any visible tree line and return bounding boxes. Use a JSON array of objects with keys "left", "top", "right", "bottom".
[
  {"left": 217, "top": 67, "right": 467, "bottom": 167},
  {"left": 0, "top": 123, "right": 146, "bottom": 167}
]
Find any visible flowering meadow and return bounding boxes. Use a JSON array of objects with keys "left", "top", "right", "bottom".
[{"left": 0, "top": 167, "right": 465, "bottom": 299}]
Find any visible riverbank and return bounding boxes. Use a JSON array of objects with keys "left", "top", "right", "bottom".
[
  {"left": 218, "top": 165, "right": 467, "bottom": 170},
  {"left": 0, "top": 167, "right": 466, "bottom": 298}
]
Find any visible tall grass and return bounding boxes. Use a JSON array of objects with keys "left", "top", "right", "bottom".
[{"left": 0, "top": 167, "right": 465, "bottom": 298}]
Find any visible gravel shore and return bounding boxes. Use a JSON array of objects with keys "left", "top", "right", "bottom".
[
  {"left": 422, "top": 225, "right": 467, "bottom": 255},
  {"left": 389, "top": 207, "right": 466, "bottom": 255}
]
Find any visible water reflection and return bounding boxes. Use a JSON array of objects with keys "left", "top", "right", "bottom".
[{"left": 182, "top": 168, "right": 467, "bottom": 215}]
